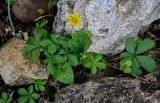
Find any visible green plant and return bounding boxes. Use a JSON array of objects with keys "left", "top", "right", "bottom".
[
  {"left": 81, "top": 52, "right": 107, "bottom": 75},
  {"left": 0, "top": 92, "right": 12, "bottom": 103},
  {"left": 44, "top": 30, "right": 92, "bottom": 84},
  {"left": 120, "top": 37, "right": 157, "bottom": 76},
  {"left": 18, "top": 85, "right": 40, "bottom": 103},
  {"left": 31, "top": 80, "right": 47, "bottom": 92},
  {"left": 23, "top": 20, "right": 107, "bottom": 84},
  {"left": 23, "top": 19, "right": 48, "bottom": 63},
  {"left": 120, "top": 60, "right": 132, "bottom": 73}
]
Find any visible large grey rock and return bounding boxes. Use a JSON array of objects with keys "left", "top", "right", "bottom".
[
  {"left": 53, "top": 69, "right": 160, "bottom": 103},
  {"left": 53, "top": 0, "right": 160, "bottom": 55},
  {"left": 0, "top": 39, "right": 48, "bottom": 86}
]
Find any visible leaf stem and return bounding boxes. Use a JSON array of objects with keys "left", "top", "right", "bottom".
[{"left": 7, "top": 0, "right": 15, "bottom": 37}]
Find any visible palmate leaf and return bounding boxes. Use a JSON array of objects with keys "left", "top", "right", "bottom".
[
  {"left": 120, "top": 58, "right": 132, "bottom": 74},
  {"left": 137, "top": 56, "right": 157, "bottom": 72},
  {"left": 136, "top": 39, "right": 155, "bottom": 54},
  {"left": 120, "top": 57, "right": 142, "bottom": 76},
  {"left": 126, "top": 37, "right": 136, "bottom": 54}
]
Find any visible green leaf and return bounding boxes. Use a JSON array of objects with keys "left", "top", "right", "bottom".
[
  {"left": 120, "top": 59, "right": 132, "bottom": 73},
  {"left": 136, "top": 39, "right": 155, "bottom": 54},
  {"left": 2, "top": 92, "right": 8, "bottom": 100},
  {"left": 120, "top": 52, "right": 132, "bottom": 58},
  {"left": 126, "top": 37, "right": 136, "bottom": 54},
  {"left": 28, "top": 97, "right": 36, "bottom": 103},
  {"left": 27, "top": 37, "right": 38, "bottom": 45},
  {"left": 37, "top": 19, "right": 48, "bottom": 27},
  {"left": 137, "top": 56, "right": 157, "bottom": 72},
  {"left": 31, "top": 93, "right": 40, "bottom": 100},
  {"left": 40, "top": 39, "right": 52, "bottom": 47},
  {"left": 83, "top": 62, "right": 92, "bottom": 68},
  {"left": 0, "top": 99, "right": 5, "bottom": 103},
  {"left": 47, "top": 63, "right": 55, "bottom": 75},
  {"left": 23, "top": 45, "right": 37, "bottom": 57},
  {"left": 18, "top": 88, "right": 28, "bottom": 95},
  {"left": 68, "top": 54, "right": 78, "bottom": 66},
  {"left": 28, "top": 85, "right": 33, "bottom": 94},
  {"left": 91, "top": 65, "right": 97, "bottom": 75},
  {"left": 96, "top": 62, "right": 106, "bottom": 69},
  {"left": 57, "top": 40, "right": 68, "bottom": 48},
  {"left": 33, "top": 27, "right": 47, "bottom": 42},
  {"left": 52, "top": 55, "right": 65, "bottom": 64},
  {"left": 131, "top": 57, "right": 142, "bottom": 76},
  {"left": 52, "top": 63, "right": 74, "bottom": 84},
  {"left": 18, "top": 96, "right": 28, "bottom": 103},
  {"left": 31, "top": 47, "right": 40, "bottom": 63},
  {"left": 35, "top": 83, "right": 38, "bottom": 92},
  {"left": 38, "top": 85, "right": 45, "bottom": 92},
  {"left": 41, "top": 80, "right": 47, "bottom": 85},
  {"left": 95, "top": 54, "right": 103, "bottom": 62},
  {"left": 7, "top": 97, "right": 13, "bottom": 103},
  {"left": 71, "top": 30, "right": 92, "bottom": 52},
  {"left": 48, "top": 44, "right": 57, "bottom": 54}
]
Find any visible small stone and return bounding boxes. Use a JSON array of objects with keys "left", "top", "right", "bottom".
[
  {"left": 12, "top": 0, "right": 50, "bottom": 23},
  {"left": 0, "top": 38, "right": 48, "bottom": 86}
]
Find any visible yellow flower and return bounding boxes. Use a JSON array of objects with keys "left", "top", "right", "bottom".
[
  {"left": 67, "top": 14, "right": 81, "bottom": 27},
  {"left": 38, "top": 8, "right": 45, "bottom": 15}
]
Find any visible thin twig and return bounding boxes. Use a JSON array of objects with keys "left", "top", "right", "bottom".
[
  {"left": 107, "top": 64, "right": 150, "bottom": 83},
  {"left": 34, "top": 14, "right": 54, "bottom": 22},
  {"left": 108, "top": 56, "right": 122, "bottom": 61}
]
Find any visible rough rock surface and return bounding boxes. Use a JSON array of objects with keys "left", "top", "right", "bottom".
[
  {"left": 53, "top": 69, "right": 160, "bottom": 103},
  {"left": 0, "top": 39, "right": 48, "bottom": 86},
  {"left": 53, "top": 0, "right": 160, "bottom": 55}
]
